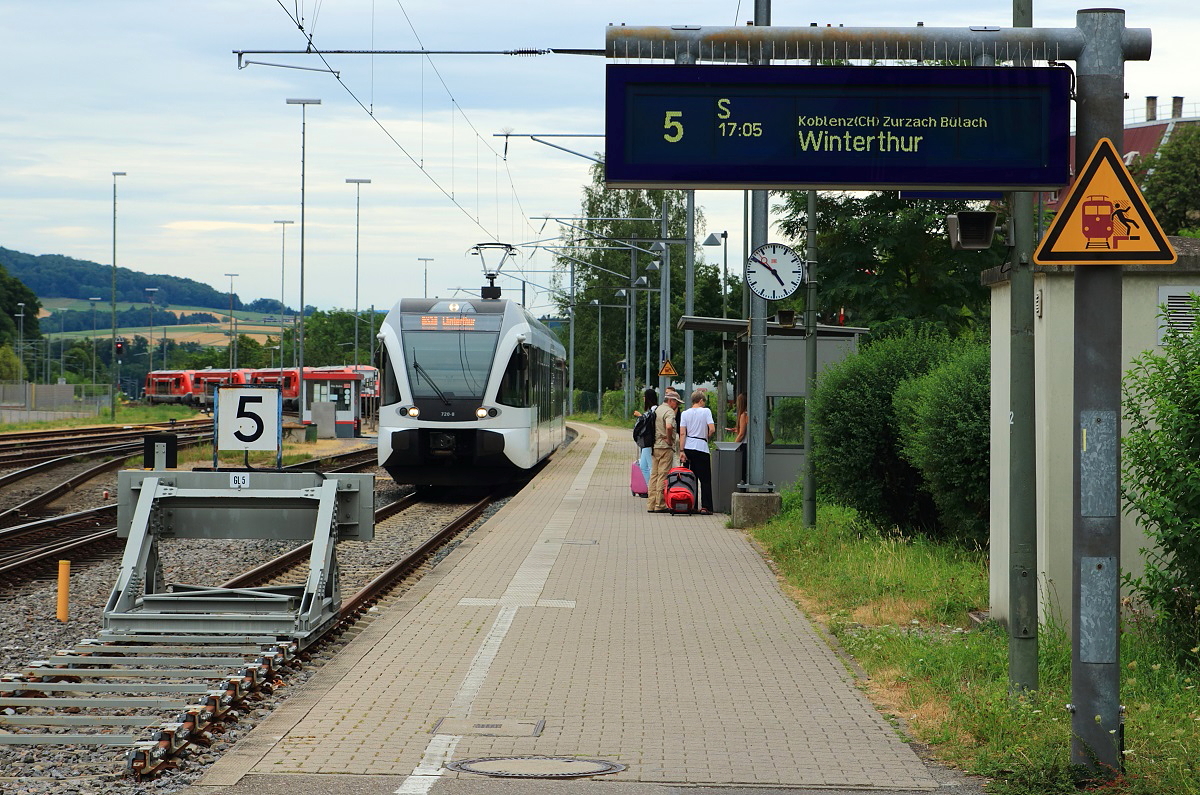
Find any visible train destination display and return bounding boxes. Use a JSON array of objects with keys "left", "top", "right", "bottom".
[{"left": 605, "top": 65, "right": 1070, "bottom": 190}]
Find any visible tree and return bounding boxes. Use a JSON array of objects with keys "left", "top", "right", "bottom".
[
  {"left": 552, "top": 161, "right": 732, "bottom": 395},
  {"left": 0, "top": 263, "right": 41, "bottom": 348},
  {"left": 1133, "top": 123, "right": 1200, "bottom": 236},
  {"left": 775, "top": 191, "right": 1005, "bottom": 337},
  {"left": 0, "top": 345, "right": 20, "bottom": 380},
  {"left": 1122, "top": 296, "right": 1200, "bottom": 660}
]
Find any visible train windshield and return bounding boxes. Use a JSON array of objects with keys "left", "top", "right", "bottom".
[{"left": 399, "top": 314, "right": 502, "bottom": 401}]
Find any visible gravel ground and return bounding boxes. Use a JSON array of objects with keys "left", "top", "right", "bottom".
[{"left": 0, "top": 455, "right": 510, "bottom": 795}]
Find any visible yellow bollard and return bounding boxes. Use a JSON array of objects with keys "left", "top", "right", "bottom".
[{"left": 57, "top": 560, "right": 70, "bottom": 622}]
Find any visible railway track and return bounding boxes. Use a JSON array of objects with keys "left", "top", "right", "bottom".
[
  {"left": 0, "top": 462, "right": 508, "bottom": 780},
  {"left": 0, "top": 419, "right": 212, "bottom": 468},
  {"left": 0, "top": 447, "right": 380, "bottom": 590}
]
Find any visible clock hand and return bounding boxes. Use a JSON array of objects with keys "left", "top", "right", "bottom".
[{"left": 762, "top": 261, "right": 786, "bottom": 285}]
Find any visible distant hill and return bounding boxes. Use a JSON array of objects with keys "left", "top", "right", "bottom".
[{"left": 0, "top": 246, "right": 251, "bottom": 313}]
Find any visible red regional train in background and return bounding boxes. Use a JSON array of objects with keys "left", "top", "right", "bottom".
[
  {"left": 248, "top": 367, "right": 302, "bottom": 410},
  {"left": 144, "top": 370, "right": 198, "bottom": 405},
  {"left": 145, "top": 366, "right": 378, "bottom": 416}
]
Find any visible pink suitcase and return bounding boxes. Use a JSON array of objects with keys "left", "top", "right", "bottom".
[{"left": 631, "top": 460, "right": 648, "bottom": 497}]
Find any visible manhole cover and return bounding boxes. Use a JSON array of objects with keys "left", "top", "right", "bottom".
[{"left": 445, "top": 756, "right": 626, "bottom": 778}]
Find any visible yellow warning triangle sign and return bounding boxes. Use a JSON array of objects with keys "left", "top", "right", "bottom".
[
  {"left": 658, "top": 359, "right": 678, "bottom": 377},
  {"left": 1033, "top": 137, "right": 1176, "bottom": 265}
]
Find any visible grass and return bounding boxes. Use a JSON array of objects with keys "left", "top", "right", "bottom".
[
  {"left": 0, "top": 403, "right": 206, "bottom": 434},
  {"left": 750, "top": 496, "right": 1200, "bottom": 794}
]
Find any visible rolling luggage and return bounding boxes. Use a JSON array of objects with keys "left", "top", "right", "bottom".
[
  {"left": 664, "top": 466, "right": 698, "bottom": 514},
  {"left": 631, "top": 460, "right": 648, "bottom": 497}
]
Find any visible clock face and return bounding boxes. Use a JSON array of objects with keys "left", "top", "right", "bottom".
[{"left": 746, "top": 243, "right": 805, "bottom": 301}]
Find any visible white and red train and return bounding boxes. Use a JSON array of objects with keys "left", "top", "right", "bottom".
[{"left": 376, "top": 297, "right": 567, "bottom": 486}]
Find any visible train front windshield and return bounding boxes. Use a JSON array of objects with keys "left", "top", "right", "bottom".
[{"left": 399, "top": 313, "right": 502, "bottom": 401}]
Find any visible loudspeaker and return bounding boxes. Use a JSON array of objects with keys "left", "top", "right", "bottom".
[{"left": 946, "top": 211, "right": 998, "bottom": 250}]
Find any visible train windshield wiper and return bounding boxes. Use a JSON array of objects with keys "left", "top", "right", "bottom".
[{"left": 412, "top": 359, "right": 451, "bottom": 405}]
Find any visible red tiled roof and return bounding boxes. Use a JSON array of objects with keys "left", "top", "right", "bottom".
[{"left": 1046, "top": 118, "right": 1200, "bottom": 209}]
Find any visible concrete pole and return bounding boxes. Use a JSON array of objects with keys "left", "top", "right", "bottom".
[
  {"left": 1069, "top": 8, "right": 1126, "bottom": 777},
  {"left": 1008, "top": 0, "right": 1039, "bottom": 695}
]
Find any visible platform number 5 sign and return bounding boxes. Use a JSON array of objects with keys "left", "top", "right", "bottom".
[{"left": 216, "top": 387, "right": 281, "bottom": 452}]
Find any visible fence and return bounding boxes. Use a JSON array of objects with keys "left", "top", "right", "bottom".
[{"left": 0, "top": 382, "right": 110, "bottom": 420}]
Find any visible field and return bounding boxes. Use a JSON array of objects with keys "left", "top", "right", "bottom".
[{"left": 39, "top": 298, "right": 289, "bottom": 346}]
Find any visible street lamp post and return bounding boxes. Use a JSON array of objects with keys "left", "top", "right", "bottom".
[
  {"left": 224, "top": 273, "right": 238, "bottom": 368},
  {"left": 346, "top": 178, "right": 371, "bottom": 367},
  {"left": 274, "top": 220, "right": 294, "bottom": 372},
  {"left": 417, "top": 258, "right": 434, "bottom": 298},
  {"left": 286, "top": 98, "right": 321, "bottom": 372},
  {"left": 144, "top": 287, "right": 158, "bottom": 372},
  {"left": 111, "top": 170, "right": 126, "bottom": 418},
  {"left": 704, "top": 231, "right": 729, "bottom": 438},
  {"left": 88, "top": 297, "right": 101, "bottom": 384},
  {"left": 616, "top": 289, "right": 630, "bottom": 417},
  {"left": 642, "top": 260, "right": 660, "bottom": 387},
  {"left": 15, "top": 302, "right": 24, "bottom": 382},
  {"left": 591, "top": 299, "right": 603, "bottom": 421}
]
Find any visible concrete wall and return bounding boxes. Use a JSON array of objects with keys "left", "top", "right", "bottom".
[{"left": 987, "top": 236, "right": 1200, "bottom": 627}]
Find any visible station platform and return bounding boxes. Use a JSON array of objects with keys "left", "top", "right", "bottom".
[{"left": 185, "top": 424, "right": 977, "bottom": 795}]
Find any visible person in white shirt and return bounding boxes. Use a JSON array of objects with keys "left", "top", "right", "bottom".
[{"left": 678, "top": 389, "right": 716, "bottom": 514}]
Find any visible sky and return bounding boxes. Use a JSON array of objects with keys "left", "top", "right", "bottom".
[{"left": 1, "top": 1, "right": 1196, "bottom": 320}]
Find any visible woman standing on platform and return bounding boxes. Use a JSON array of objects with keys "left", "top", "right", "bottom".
[
  {"left": 633, "top": 387, "right": 657, "bottom": 487},
  {"left": 679, "top": 389, "right": 716, "bottom": 515},
  {"left": 729, "top": 392, "right": 748, "bottom": 443}
]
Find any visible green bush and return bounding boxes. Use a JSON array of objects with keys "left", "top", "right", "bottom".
[
  {"left": 601, "top": 389, "right": 626, "bottom": 419},
  {"left": 1122, "top": 299, "right": 1200, "bottom": 662},
  {"left": 809, "top": 329, "right": 957, "bottom": 533},
  {"left": 895, "top": 341, "right": 990, "bottom": 544}
]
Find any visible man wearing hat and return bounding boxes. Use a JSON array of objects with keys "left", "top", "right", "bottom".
[{"left": 646, "top": 390, "right": 681, "bottom": 513}]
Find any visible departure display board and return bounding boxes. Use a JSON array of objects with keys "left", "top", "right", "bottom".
[{"left": 605, "top": 65, "right": 1070, "bottom": 190}]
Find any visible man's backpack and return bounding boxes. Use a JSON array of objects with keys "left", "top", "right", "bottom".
[{"left": 632, "top": 407, "right": 656, "bottom": 447}]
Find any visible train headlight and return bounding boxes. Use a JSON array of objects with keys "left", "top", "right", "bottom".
[
  {"left": 475, "top": 407, "right": 488, "bottom": 419},
  {"left": 405, "top": 406, "right": 420, "bottom": 418}
]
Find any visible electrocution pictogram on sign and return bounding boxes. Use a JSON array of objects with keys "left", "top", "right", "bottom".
[{"left": 1033, "top": 137, "right": 1177, "bottom": 265}]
